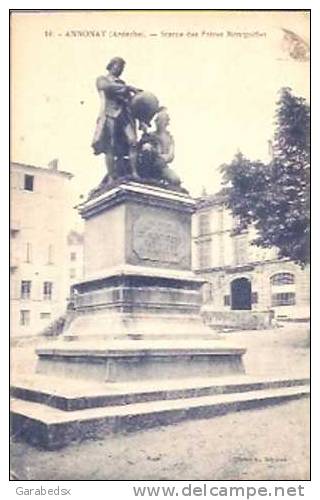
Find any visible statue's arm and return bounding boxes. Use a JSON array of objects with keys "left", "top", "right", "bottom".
[
  {"left": 96, "top": 76, "right": 138, "bottom": 100},
  {"left": 126, "top": 85, "right": 143, "bottom": 94},
  {"left": 160, "top": 136, "right": 175, "bottom": 163},
  {"left": 95, "top": 77, "right": 109, "bottom": 117}
]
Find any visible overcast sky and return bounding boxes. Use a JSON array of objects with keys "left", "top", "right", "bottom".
[{"left": 11, "top": 10, "right": 309, "bottom": 222}]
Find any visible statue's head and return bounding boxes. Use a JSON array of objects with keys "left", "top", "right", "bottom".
[
  {"left": 106, "top": 57, "right": 126, "bottom": 77},
  {"left": 155, "top": 107, "right": 170, "bottom": 129}
]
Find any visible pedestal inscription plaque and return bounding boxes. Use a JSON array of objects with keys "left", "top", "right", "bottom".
[
  {"left": 132, "top": 214, "right": 185, "bottom": 264},
  {"left": 126, "top": 200, "right": 191, "bottom": 270}
]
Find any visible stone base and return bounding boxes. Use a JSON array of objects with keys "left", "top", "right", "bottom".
[
  {"left": 11, "top": 375, "right": 310, "bottom": 449},
  {"left": 36, "top": 341, "right": 246, "bottom": 383},
  {"left": 66, "top": 265, "right": 210, "bottom": 340},
  {"left": 62, "top": 310, "right": 217, "bottom": 342},
  {"left": 34, "top": 259, "right": 248, "bottom": 383},
  {"left": 35, "top": 182, "right": 246, "bottom": 391}
]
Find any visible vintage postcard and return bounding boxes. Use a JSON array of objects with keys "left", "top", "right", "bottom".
[{"left": 10, "top": 10, "right": 310, "bottom": 483}]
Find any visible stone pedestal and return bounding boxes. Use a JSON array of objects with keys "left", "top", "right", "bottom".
[
  {"left": 36, "top": 181, "right": 245, "bottom": 382},
  {"left": 82, "top": 182, "right": 193, "bottom": 276}
]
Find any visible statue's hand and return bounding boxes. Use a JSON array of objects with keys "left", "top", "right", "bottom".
[
  {"left": 142, "top": 143, "right": 154, "bottom": 152},
  {"left": 127, "top": 85, "right": 143, "bottom": 94}
]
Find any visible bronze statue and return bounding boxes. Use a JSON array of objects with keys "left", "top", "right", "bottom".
[
  {"left": 91, "top": 57, "right": 142, "bottom": 180},
  {"left": 138, "top": 108, "right": 181, "bottom": 188},
  {"left": 91, "top": 57, "right": 183, "bottom": 194}
]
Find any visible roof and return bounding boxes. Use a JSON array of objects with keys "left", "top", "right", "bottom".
[
  {"left": 196, "top": 188, "right": 228, "bottom": 209},
  {"left": 11, "top": 161, "right": 73, "bottom": 180}
]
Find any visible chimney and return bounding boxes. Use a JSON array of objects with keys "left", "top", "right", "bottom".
[
  {"left": 48, "top": 158, "right": 59, "bottom": 170},
  {"left": 201, "top": 186, "right": 207, "bottom": 197}
]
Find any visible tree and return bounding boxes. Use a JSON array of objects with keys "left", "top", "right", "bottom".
[{"left": 220, "top": 88, "right": 310, "bottom": 267}]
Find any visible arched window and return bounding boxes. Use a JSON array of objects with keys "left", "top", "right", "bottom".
[{"left": 270, "top": 273, "right": 295, "bottom": 286}]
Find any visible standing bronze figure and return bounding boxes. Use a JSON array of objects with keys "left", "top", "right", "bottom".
[{"left": 91, "top": 57, "right": 141, "bottom": 180}]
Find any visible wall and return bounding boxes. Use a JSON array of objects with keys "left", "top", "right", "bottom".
[{"left": 10, "top": 163, "right": 73, "bottom": 338}]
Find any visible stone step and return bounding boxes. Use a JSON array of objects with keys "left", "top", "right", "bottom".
[
  {"left": 11, "top": 375, "right": 310, "bottom": 411},
  {"left": 11, "top": 384, "right": 309, "bottom": 449}
]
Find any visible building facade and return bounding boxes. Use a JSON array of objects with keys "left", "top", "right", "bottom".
[
  {"left": 10, "top": 161, "right": 73, "bottom": 338},
  {"left": 192, "top": 193, "right": 310, "bottom": 319}
]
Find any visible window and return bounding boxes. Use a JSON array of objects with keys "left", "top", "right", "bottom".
[
  {"left": 24, "top": 174, "right": 34, "bottom": 191},
  {"left": 224, "top": 295, "right": 230, "bottom": 306},
  {"left": 199, "top": 214, "right": 210, "bottom": 236},
  {"left": 252, "top": 292, "right": 258, "bottom": 304},
  {"left": 69, "top": 268, "right": 76, "bottom": 279},
  {"left": 10, "top": 220, "right": 20, "bottom": 236},
  {"left": 198, "top": 240, "right": 211, "bottom": 269},
  {"left": 47, "top": 244, "right": 54, "bottom": 264},
  {"left": 270, "top": 273, "right": 295, "bottom": 286},
  {"left": 25, "top": 242, "right": 32, "bottom": 263},
  {"left": 218, "top": 209, "right": 224, "bottom": 231},
  {"left": 20, "top": 310, "right": 30, "bottom": 326},
  {"left": 20, "top": 280, "right": 31, "bottom": 299},
  {"left": 43, "top": 281, "right": 53, "bottom": 300},
  {"left": 271, "top": 292, "right": 296, "bottom": 307},
  {"left": 70, "top": 252, "right": 77, "bottom": 262},
  {"left": 40, "top": 312, "right": 51, "bottom": 320}
]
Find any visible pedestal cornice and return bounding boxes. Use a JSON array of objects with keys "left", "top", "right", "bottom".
[{"left": 78, "top": 181, "right": 196, "bottom": 219}]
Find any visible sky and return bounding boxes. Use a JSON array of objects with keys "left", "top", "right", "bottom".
[{"left": 11, "top": 10, "right": 310, "bottom": 219}]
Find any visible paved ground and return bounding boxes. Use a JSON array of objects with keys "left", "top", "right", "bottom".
[
  {"left": 10, "top": 323, "right": 310, "bottom": 480},
  {"left": 11, "top": 398, "right": 309, "bottom": 480},
  {"left": 228, "top": 323, "right": 309, "bottom": 377}
]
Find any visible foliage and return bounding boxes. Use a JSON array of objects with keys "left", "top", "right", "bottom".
[{"left": 220, "top": 88, "right": 310, "bottom": 266}]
